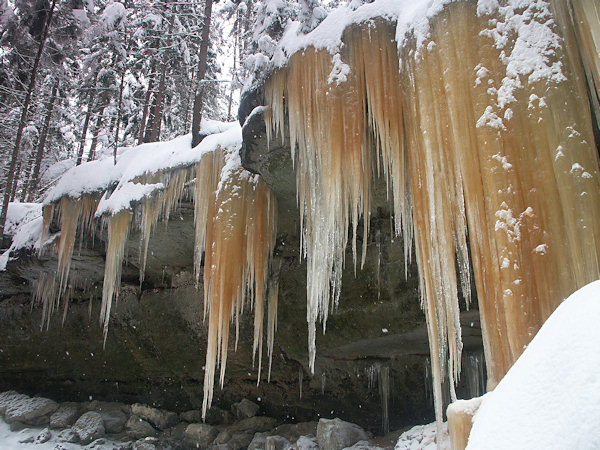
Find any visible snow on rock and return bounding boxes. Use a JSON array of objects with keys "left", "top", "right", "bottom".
[
  {"left": 394, "top": 422, "right": 449, "bottom": 450},
  {"left": 44, "top": 120, "right": 240, "bottom": 208},
  {"left": 71, "top": 411, "right": 105, "bottom": 444},
  {"left": 0, "top": 203, "right": 43, "bottom": 271},
  {"left": 467, "top": 280, "right": 600, "bottom": 449},
  {"left": 1, "top": 393, "right": 58, "bottom": 426},
  {"left": 316, "top": 418, "right": 368, "bottom": 450}
]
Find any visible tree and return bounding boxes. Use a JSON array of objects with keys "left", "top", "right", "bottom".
[
  {"left": 0, "top": 0, "right": 56, "bottom": 236},
  {"left": 191, "top": 0, "right": 215, "bottom": 148}
]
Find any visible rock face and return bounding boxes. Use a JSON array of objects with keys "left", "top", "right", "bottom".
[
  {"left": 316, "top": 418, "right": 369, "bottom": 450},
  {"left": 0, "top": 77, "right": 485, "bottom": 436}
]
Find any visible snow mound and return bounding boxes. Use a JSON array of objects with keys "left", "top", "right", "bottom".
[
  {"left": 467, "top": 280, "right": 600, "bottom": 449},
  {"left": 395, "top": 422, "right": 449, "bottom": 450}
]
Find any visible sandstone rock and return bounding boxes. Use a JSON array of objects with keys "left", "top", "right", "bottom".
[
  {"left": 72, "top": 411, "right": 106, "bottom": 444},
  {"left": 50, "top": 402, "right": 81, "bottom": 429},
  {"left": 230, "top": 416, "right": 278, "bottom": 434},
  {"left": 184, "top": 423, "right": 219, "bottom": 448},
  {"left": 126, "top": 414, "right": 158, "bottom": 439},
  {"left": 317, "top": 418, "right": 368, "bottom": 450},
  {"left": 56, "top": 428, "right": 80, "bottom": 443},
  {"left": 232, "top": 399, "right": 259, "bottom": 419},
  {"left": 3, "top": 395, "right": 58, "bottom": 425},
  {"left": 131, "top": 403, "right": 178, "bottom": 430},
  {"left": 266, "top": 434, "right": 291, "bottom": 450},
  {"left": 296, "top": 435, "right": 319, "bottom": 450},
  {"left": 34, "top": 427, "right": 52, "bottom": 444}
]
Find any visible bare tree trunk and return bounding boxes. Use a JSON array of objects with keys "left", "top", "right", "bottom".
[
  {"left": 24, "top": 79, "right": 58, "bottom": 201},
  {"left": 137, "top": 62, "right": 156, "bottom": 145},
  {"left": 87, "top": 104, "right": 106, "bottom": 162},
  {"left": 76, "top": 91, "right": 95, "bottom": 166},
  {"left": 147, "top": 9, "right": 175, "bottom": 143},
  {"left": 191, "top": 0, "right": 214, "bottom": 148},
  {"left": 10, "top": 162, "right": 20, "bottom": 202},
  {"left": 0, "top": 0, "right": 56, "bottom": 236},
  {"left": 114, "top": 68, "right": 126, "bottom": 165},
  {"left": 183, "top": 69, "right": 196, "bottom": 133}
]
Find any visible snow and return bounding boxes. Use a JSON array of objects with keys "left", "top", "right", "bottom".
[
  {"left": 467, "top": 280, "right": 600, "bottom": 449},
  {"left": 0, "top": 416, "right": 119, "bottom": 450},
  {"left": 395, "top": 422, "right": 449, "bottom": 450},
  {"left": 44, "top": 120, "right": 240, "bottom": 213},
  {"left": 0, "top": 203, "right": 43, "bottom": 271}
]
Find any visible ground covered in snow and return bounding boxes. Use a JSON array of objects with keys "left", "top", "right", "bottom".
[{"left": 467, "top": 280, "right": 600, "bottom": 449}]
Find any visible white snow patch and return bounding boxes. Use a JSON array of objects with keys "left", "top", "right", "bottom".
[
  {"left": 467, "top": 280, "right": 600, "bottom": 449},
  {"left": 0, "top": 416, "right": 120, "bottom": 449},
  {"left": 44, "top": 120, "right": 241, "bottom": 215},
  {"left": 0, "top": 203, "right": 43, "bottom": 271},
  {"left": 395, "top": 421, "right": 449, "bottom": 450}
]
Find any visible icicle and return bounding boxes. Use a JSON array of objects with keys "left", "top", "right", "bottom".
[
  {"left": 379, "top": 366, "right": 390, "bottom": 435},
  {"left": 200, "top": 151, "right": 277, "bottom": 420},
  {"left": 100, "top": 210, "right": 132, "bottom": 345},
  {"left": 267, "top": 261, "right": 280, "bottom": 383},
  {"left": 299, "top": 368, "right": 303, "bottom": 399},
  {"left": 265, "top": 0, "right": 600, "bottom": 438}
]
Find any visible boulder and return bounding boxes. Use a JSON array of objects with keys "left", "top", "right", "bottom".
[
  {"left": 0, "top": 391, "right": 28, "bottom": 415},
  {"left": 56, "top": 428, "right": 80, "bottom": 443},
  {"left": 266, "top": 435, "right": 291, "bottom": 450},
  {"left": 180, "top": 409, "right": 201, "bottom": 423},
  {"left": 247, "top": 432, "right": 268, "bottom": 450},
  {"left": 343, "top": 441, "right": 385, "bottom": 449},
  {"left": 271, "top": 422, "right": 318, "bottom": 443},
  {"left": 229, "top": 416, "right": 278, "bottom": 434},
  {"left": 126, "top": 414, "right": 158, "bottom": 439},
  {"left": 134, "top": 437, "right": 159, "bottom": 450},
  {"left": 131, "top": 403, "right": 178, "bottom": 430},
  {"left": 296, "top": 435, "right": 319, "bottom": 450},
  {"left": 213, "top": 430, "right": 232, "bottom": 445},
  {"left": 90, "top": 401, "right": 129, "bottom": 433},
  {"left": 232, "top": 399, "right": 259, "bottom": 419},
  {"left": 184, "top": 423, "right": 219, "bottom": 448},
  {"left": 34, "top": 428, "right": 52, "bottom": 444},
  {"left": 317, "top": 418, "right": 368, "bottom": 450},
  {"left": 205, "top": 406, "right": 234, "bottom": 425},
  {"left": 3, "top": 395, "right": 58, "bottom": 425},
  {"left": 50, "top": 402, "right": 81, "bottom": 429},
  {"left": 223, "top": 432, "right": 254, "bottom": 449},
  {"left": 9, "top": 421, "right": 26, "bottom": 432},
  {"left": 72, "top": 411, "right": 106, "bottom": 444}
]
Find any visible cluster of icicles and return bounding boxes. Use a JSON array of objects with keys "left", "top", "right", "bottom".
[
  {"left": 37, "top": 146, "right": 277, "bottom": 419},
  {"left": 265, "top": 0, "right": 600, "bottom": 432}
]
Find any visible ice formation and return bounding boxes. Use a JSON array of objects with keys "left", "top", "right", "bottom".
[
  {"left": 265, "top": 0, "right": 600, "bottom": 432},
  {"left": 35, "top": 124, "right": 277, "bottom": 422}
]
